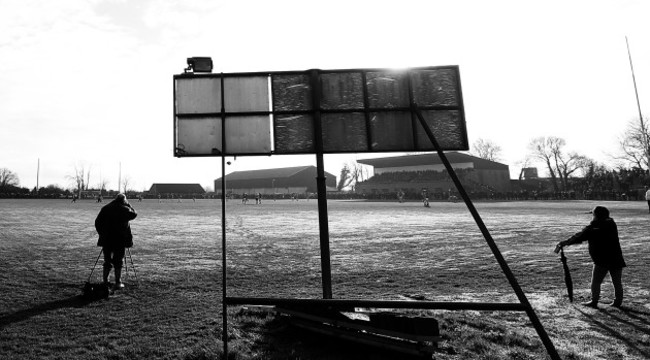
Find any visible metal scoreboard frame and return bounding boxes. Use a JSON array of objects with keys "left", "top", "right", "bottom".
[
  {"left": 173, "top": 66, "right": 468, "bottom": 157},
  {"left": 172, "top": 64, "right": 561, "bottom": 360}
]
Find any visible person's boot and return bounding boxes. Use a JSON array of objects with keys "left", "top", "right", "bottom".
[
  {"left": 610, "top": 299, "right": 622, "bottom": 308},
  {"left": 113, "top": 267, "right": 124, "bottom": 290},
  {"left": 581, "top": 300, "right": 598, "bottom": 308}
]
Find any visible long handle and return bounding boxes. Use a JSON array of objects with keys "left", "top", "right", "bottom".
[{"left": 87, "top": 249, "right": 103, "bottom": 283}]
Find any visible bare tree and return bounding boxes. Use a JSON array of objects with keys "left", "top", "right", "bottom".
[
  {"left": 577, "top": 158, "right": 601, "bottom": 182},
  {"left": 98, "top": 178, "right": 109, "bottom": 194},
  {"left": 529, "top": 137, "right": 561, "bottom": 191},
  {"left": 67, "top": 162, "right": 90, "bottom": 198},
  {"left": 516, "top": 157, "right": 533, "bottom": 181},
  {"left": 618, "top": 117, "right": 650, "bottom": 170},
  {"left": 471, "top": 138, "right": 502, "bottom": 162},
  {"left": 85, "top": 166, "right": 92, "bottom": 191},
  {"left": 528, "top": 136, "right": 592, "bottom": 191},
  {"left": 337, "top": 164, "right": 352, "bottom": 191},
  {"left": 337, "top": 161, "right": 369, "bottom": 192},
  {"left": 0, "top": 168, "right": 19, "bottom": 188},
  {"left": 121, "top": 175, "right": 132, "bottom": 194},
  {"left": 556, "top": 152, "right": 592, "bottom": 190},
  {"left": 350, "top": 162, "right": 370, "bottom": 191}
]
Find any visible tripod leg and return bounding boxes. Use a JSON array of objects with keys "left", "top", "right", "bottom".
[
  {"left": 87, "top": 249, "right": 103, "bottom": 283},
  {"left": 127, "top": 248, "right": 139, "bottom": 284},
  {"left": 123, "top": 253, "right": 128, "bottom": 278}
]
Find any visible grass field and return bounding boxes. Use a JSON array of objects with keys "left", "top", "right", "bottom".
[{"left": 1, "top": 198, "right": 649, "bottom": 359}]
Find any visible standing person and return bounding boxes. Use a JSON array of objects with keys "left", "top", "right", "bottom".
[
  {"left": 645, "top": 187, "right": 650, "bottom": 213},
  {"left": 555, "top": 206, "right": 626, "bottom": 308},
  {"left": 95, "top": 193, "right": 137, "bottom": 290},
  {"left": 421, "top": 188, "right": 430, "bottom": 208}
]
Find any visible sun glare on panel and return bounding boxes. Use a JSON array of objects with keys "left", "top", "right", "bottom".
[{"left": 372, "top": 56, "right": 414, "bottom": 72}]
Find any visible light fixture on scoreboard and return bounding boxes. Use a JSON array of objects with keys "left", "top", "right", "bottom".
[{"left": 184, "top": 57, "right": 213, "bottom": 74}]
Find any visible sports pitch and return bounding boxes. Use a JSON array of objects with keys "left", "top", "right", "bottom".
[{"left": 1, "top": 199, "right": 649, "bottom": 359}]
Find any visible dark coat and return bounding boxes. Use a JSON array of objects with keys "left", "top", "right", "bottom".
[
  {"left": 95, "top": 199, "right": 137, "bottom": 248},
  {"left": 564, "top": 217, "right": 626, "bottom": 269}
]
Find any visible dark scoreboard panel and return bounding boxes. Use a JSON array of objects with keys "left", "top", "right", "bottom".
[{"left": 174, "top": 66, "right": 467, "bottom": 157}]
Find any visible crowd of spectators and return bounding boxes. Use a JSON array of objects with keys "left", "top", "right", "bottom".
[
  {"left": 366, "top": 169, "right": 470, "bottom": 184},
  {"left": 348, "top": 188, "right": 645, "bottom": 202}
]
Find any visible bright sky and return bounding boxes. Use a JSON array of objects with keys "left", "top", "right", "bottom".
[{"left": 1, "top": 0, "right": 649, "bottom": 192}]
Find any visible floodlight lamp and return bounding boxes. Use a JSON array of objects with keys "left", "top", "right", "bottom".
[{"left": 184, "top": 57, "right": 213, "bottom": 73}]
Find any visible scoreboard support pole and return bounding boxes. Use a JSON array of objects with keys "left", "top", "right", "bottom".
[
  {"left": 219, "top": 75, "right": 229, "bottom": 357},
  {"left": 220, "top": 154, "right": 228, "bottom": 357},
  {"left": 310, "top": 69, "right": 333, "bottom": 299},
  {"left": 412, "top": 106, "right": 561, "bottom": 360}
]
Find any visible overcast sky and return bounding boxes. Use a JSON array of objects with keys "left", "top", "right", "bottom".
[{"left": 1, "top": 0, "right": 649, "bottom": 191}]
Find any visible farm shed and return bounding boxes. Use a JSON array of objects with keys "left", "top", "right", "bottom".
[
  {"left": 356, "top": 152, "right": 511, "bottom": 193},
  {"left": 215, "top": 165, "right": 336, "bottom": 195}
]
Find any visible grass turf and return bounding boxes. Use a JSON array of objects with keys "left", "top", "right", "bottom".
[{"left": 1, "top": 198, "right": 649, "bottom": 359}]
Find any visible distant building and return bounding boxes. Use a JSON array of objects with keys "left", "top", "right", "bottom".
[
  {"left": 215, "top": 165, "right": 336, "bottom": 195},
  {"left": 356, "top": 152, "right": 511, "bottom": 194},
  {"left": 521, "top": 167, "right": 539, "bottom": 180},
  {"left": 148, "top": 183, "right": 205, "bottom": 197}
]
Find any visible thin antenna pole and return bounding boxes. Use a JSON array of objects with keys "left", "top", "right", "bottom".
[
  {"left": 36, "top": 158, "right": 40, "bottom": 192},
  {"left": 626, "top": 36, "right": 645, "bottom": 125},
  {"left": 626, "top": 36, "right": 649, "bottom": 165},
  {"left": 118, "top": 162, "right": 122, "bottom": 194}
]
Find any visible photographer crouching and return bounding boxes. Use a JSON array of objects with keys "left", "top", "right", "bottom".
[{"left": 95, "top": 193, "right": 137, "bottom": 290}]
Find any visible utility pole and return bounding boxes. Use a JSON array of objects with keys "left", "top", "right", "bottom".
[
  {"left": 36, "top": 158, "right": 40, "bottom": 191},
  {"left": 626, "top": 36, "right": 645, "bottom": 128},
  {"left": 626, "top": 36, "right": 648, "bottom": 163},
  {"left": 118, "top": 162, "right": 122, "bottom": 194}
]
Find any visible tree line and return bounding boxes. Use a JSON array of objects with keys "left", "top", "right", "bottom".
[
  {"left": 4, "top": 117, "right": 650, "bottom": 198},
  {"left": 0, "top": 162, "right": 134, "bottom": 198},
  {"left": 336, "top": 116, "right": 650, "bottom": 195}
]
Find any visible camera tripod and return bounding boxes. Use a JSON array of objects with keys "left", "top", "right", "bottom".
[{"left": 87, "top": 248, "right": 139, "bottom": 285}]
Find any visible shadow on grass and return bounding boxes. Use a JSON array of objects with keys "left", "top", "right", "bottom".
[
  {"left": 603, "top": 306, "right": 650, "bottom": 336},
  {"left": 0, "top": 294, "right": 95, "bottom": 329},
  {"left": 575, "top": 306, "right": 650, "bottom": 359},
  {"left": 619, "top": 306, "right": 650, "bottom": 317}
]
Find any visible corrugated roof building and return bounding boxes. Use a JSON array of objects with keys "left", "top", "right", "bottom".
[
  {"left": 148, "top": 183, "right": 206, "bottom": 196},
  {"left": 215, "top": 166, "right": 336, "bottom": 195},
  {"left": 357, "top": 152, "right": 510, "bottom": 194}
]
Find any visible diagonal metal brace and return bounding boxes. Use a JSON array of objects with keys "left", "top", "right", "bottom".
[{"left": 412, "top": 106, "right": 561, "bottom": 360}]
